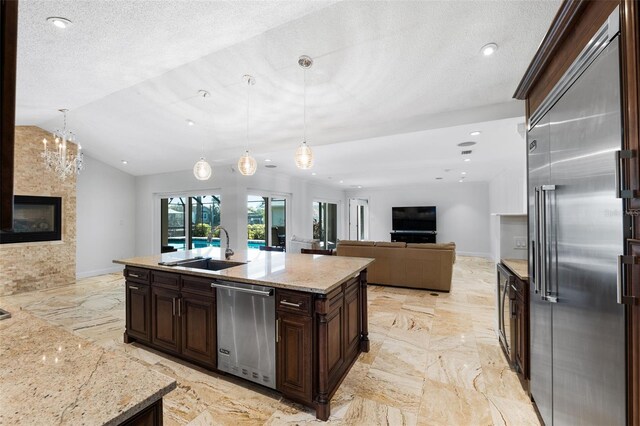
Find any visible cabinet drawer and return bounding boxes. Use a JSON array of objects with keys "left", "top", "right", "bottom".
[
  {"left": 151, "top": 271, "right": 180, "bottom": 289},
  {"left": 276, "top": 290, "right": 313, "bottom": 316},
  {"left": 124, "top": 267, "right": 150, "bottom": 284},
  {"left": 182, "top": 275, "right": 215, "bottom": 297}
]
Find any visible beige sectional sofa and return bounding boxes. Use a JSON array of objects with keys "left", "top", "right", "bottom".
[{"left": 336, "top": 240, "right": 456, "bottom": 292}]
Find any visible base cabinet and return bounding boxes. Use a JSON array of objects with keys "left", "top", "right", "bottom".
[
  {"left": 181, "top": 293, "right": 216, "bottom": 368},
  {"left": 126, "top": 282, "right": 151, "bottom": 342},
  {"left": 276, "top": 312, "right": 313, "bottom": 403},
  {"left": 151, "top": 287, "right": 180, "bottom": 353}
]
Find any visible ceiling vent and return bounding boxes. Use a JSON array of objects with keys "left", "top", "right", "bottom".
[
  {"left": 461, "top": 150, "right": 473, "bottom": 155},
  {"left": 457, "top": 141, "right": 476, "bottom": 147},
  {"left": 265, "top": 164, "right": 277, "bottom": 168}
]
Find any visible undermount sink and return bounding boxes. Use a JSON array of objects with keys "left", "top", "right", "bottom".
[{"left": 160, "top": 257, "right": 245, "bottom": 271}]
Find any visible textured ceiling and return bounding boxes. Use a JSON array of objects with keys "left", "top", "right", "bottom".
[{"left": 15, "top": 0, "right": 560, "bottom": 186}]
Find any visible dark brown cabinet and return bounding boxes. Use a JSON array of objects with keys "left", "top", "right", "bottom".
[
  {"left": 276, "top": 311, "right": 313, "bottom": 403},
  {"left": 151, "top": 287, "right": 180, "bottom": 353},
  {"left": 180, "top": 293, "right": 216, "bottom": 367},
  {"left": 125, "top": 282, "right": 151, "bottom": 342},
  {"left": 511, "top": 276, "right": 529, "bottom": 383}
]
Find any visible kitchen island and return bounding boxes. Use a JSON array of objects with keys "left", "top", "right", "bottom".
[
  {"left": 114, "top": 247, "right": 373, "bottom": 421},
  {"left": 0, "top": 305, "right": 176, "bottom": 425}
]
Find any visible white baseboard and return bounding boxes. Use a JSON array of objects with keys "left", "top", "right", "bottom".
[
  {"left": 456, "top": 251, "right": 492, "bottom": 259},
  {"left": 76, "top": 265, "right": 123, "bottom": 279}
]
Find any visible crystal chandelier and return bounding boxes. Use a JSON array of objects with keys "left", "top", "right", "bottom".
[
  {"left": 41, "top": 109, "right": 84, "bottom": 180},
  {"left": 295, "top": 55, "right": 314, "bottom": 169},
  {"left": 238, "top": 75, "right": 257, "bottom": 176}
]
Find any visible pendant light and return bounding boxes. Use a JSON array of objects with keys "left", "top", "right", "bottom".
[
  {"left": 192, "top": 90, "right": 212, "bottom": 180},
  {"left": 238, "top": 75, "right": 257, "bottom": 176},
  {"left": 295, "top": 55, "right": 314, "bottom": 169}
]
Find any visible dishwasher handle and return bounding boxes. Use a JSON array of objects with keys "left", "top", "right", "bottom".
[{"left": 211, "top": 281, "right": 274, "bottom": 297}]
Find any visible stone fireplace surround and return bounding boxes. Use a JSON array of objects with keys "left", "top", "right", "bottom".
[{"left": 0, "top": 126, "right": 77, "bottom": 296}]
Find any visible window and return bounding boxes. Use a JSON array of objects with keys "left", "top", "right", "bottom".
[
  {"left": 160, "top": 195, "right": 221, "bottom": 252},
  {"left": 313, "top": 201, "right": 338, "bottom": 249}
]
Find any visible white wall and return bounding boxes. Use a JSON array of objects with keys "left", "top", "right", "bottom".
[
  {"left": 134, "top": 166, "right": 346, "bottom": 256},
  {"left": 345, "top": 182, "right": 491, "bottom": 257},
  {"left": 488, "top": 152, "right": 527, "bottom": 262},
  {"left": 76, "top": 155, "right": 136, "bottom": 277}
]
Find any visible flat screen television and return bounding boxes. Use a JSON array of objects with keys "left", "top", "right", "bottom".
[{"left": 392, "top": 206, "right": 436, "bottom": 232}]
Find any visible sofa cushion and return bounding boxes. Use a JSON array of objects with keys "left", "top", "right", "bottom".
[
  {"left": 337, "top": 240, "right": 376, "bottom": 246},
  {"left": 375, "top": 242, "right": 407, "bottom": 248}
]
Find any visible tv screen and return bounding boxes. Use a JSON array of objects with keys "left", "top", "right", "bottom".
[{"left": 392, "top": 206, "right": 436, "bottom": 232}]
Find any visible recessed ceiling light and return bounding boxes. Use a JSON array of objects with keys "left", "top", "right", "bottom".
[
  {"left": 47, "top": 17, "right": 72, "bottom": 29},
  {"left": 481, "top": 43, "right": 498, "bottom": 56},
  {"left": 358, "top": 186, "right": 363, "bottom": 189},
  {"left": 470, "top": 131, "right": 481, "bottom": 136},
  {"left": 121, "top": 160, "right": 128, "bottom": 165},
  {"left": 461, "top": 172, "right": 467, "bottom": 175},
  {"left": 265, "top": 159, "right": 272, "bottom": 162},
  {"left": 457, "top": 141, "right": 476, "bottom": 147},
  {"left": 311, "top": 172, "right": 317, "bottom": 176},
  {"left": 339, "top": 180, "right": 344, "bottom": 184},
  {"left": 459, "top": 179, "right": 464, "bottom": 183},
  {"left": 464, "top": 158, "right": 471, "bottom": 162},
  {"left": 186, "top": 119, "right": 195, "bottom": 126}
]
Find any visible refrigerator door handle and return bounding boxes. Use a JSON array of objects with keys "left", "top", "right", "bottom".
[
  {"left": 615, "top": 150, "right": 637, "bottom": 199},
  {"left": 541, "top": 185, "right": 557, "bottom": 303},
  {"left": 618, "top": 255, "right": 640, "bottom": 305},
  {"left": 533, "top": 187, "right": 541, "bottom": 293}
]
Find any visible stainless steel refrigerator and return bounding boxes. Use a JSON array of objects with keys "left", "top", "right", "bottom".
[{"left": 527, "top": 9, "right": 626, "bottom": 425}]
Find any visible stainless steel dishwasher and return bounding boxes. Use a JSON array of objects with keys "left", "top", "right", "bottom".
[{"left": 212, "top": 280, "right": 276, "bottom": 389}]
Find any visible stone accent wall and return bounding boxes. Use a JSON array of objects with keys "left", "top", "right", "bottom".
[{"left": 0, "top": 126, "right": 77, "bottom": 295}]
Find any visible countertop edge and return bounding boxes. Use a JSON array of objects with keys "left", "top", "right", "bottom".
[
  {"left": 500, "top": 258, "right": 529, "bottom": 282},
  {"left": 104, "top": 381, "right": 177, "bottom": 426}
]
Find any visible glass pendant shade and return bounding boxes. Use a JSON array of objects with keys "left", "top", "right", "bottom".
[
  {"left": 193, "top": 157, "right": 212, "bottom": 180},
  {"left": 238, "top": 151, "right": 257, "bottom": 176},
  {"left": 295, "top": 141, "right": 314, "bottom": 169}
]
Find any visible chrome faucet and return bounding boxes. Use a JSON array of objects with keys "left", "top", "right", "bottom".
[{"left": 216, "top": 226, "right": 234, "bottom": 260}]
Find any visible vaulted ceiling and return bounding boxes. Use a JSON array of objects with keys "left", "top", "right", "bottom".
[{"left": 15, "top": 0, "right": 560, "bottom": 186}]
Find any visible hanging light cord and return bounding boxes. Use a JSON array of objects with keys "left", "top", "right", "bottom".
[
  {"left": 303, "top": 67, "right": 307, "bottom": 143},
  {"left": 246, "top": 78, "right": 251, "bottom": 152}
]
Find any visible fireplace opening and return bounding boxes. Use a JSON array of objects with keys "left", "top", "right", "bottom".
[{"left": 0, "top": 195, "right": 62, "bottom": 244}]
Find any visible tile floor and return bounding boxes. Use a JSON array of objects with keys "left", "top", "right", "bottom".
[{"left": 0, "top": 256, "right": 540, "bottom": 425}]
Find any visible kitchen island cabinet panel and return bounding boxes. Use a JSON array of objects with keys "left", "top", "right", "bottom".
[
  {"left": 181, "top": 293, "right": 216, "bottom": 368},
  {"left": 276, "top": 312, "right": 313, "bottom": 404},
  {"left": 126, "top": 282, "right": 151, "bottom": 343},
  {"left": 151, "top": 287, "right": 180, "bottom": 353}
]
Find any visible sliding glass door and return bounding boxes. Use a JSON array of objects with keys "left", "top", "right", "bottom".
[
  {"left": 313, "top": 201, "right": 338, "bottom": 249},
  {"left": 247, "top": 194, "right": 288, "bottom": 250},
  {"left": 160, "top": 194, "right": 221, "bottom": 252}
]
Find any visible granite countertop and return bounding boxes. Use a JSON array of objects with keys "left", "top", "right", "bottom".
[
  {"left": 114, "top": 247, "right": 374, "bottom": 294},
  {"left": 501, "top": 258, "right": 529, "bottom": 281},
  {"left": 0, "top": 305, "right": 176, "bottom": 425}
]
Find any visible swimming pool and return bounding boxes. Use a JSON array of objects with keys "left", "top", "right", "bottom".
[{"left": 167, "top": 237, "right": 265, "bottom": 251}]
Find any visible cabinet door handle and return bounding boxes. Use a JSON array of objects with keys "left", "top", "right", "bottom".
[
  {"left": 129, "top": 285, "right": 139, "bottom": 290},
  {"left": 129, "top": 272, "right": 141, "bottom": 278},
  {"left": 275, "top": 318, "right": 280, "bottom": 343},
  {"left": 172, "top": 298, "right": 176, "bottom": 316},
  {"left": 280, "top": 300, "right": 302, "bottom": 308},
  {"left": 178, "top": 298, "right": 182, "bottom": 317}
]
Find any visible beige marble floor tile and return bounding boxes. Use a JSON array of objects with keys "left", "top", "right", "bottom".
[
  {"left": 488, "top": 395, "right": 540, "bottom": 426},
  {"left": 359, "top": 366, "right": 424, "bottom": 413},
  {"left": 371, "top": 338, "right": 428, "bottom": 381},
  {"left": 418, "top": 379, "right": 492, "bottom": 426},
  {"left": 425, "top": 351, "right": 486, "bottom": 392},
  {"left": 342, "top": 396, "right": 417, "bottom": 426},
  {"left": 481, "top": 365, "right": 531, "bottom": 403}
]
